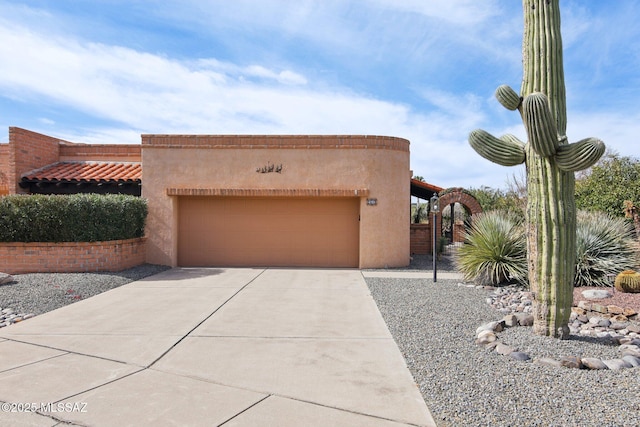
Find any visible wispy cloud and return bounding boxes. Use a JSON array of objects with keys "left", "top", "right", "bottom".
[{"left": 0, "top": 1, "right": 638, "bottom": 190}]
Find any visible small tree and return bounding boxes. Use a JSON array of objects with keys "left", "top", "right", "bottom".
[{"left": 575, "top": 152, "right": 640, "bottom": 218}]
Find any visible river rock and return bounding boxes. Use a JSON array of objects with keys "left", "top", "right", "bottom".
[
  {"left": 515, "top": 313, "right": 534, "bottom": 326},
  {"left": 0, "top": 273, "right": 13, "bottom": 285},
  {"left": 495, "top": 343, "right": 515, "bottom": 356},
  {"left": 628, "top": 324, "right": 640, "bottom": 334},
  {"left": 603, "top": 359, "right": 634, "bottom": 370},
  {"left": 581, "top": 289, "right": 612, "bottom": 300},
  {"left": 622, "top": 355, "right": 640, "bottom": 367},
  {"left": 607, "top": 305, "right": 624, "bottom": 315},
  {"left": 559, "top": 356, "right": 583, "bottom": 369},
  {"left": 503, "top": 314, "right": 518, "bottom": 327},
  {"left": 535, "top": 357, "right": 563, "bottom": 368},
  {"left": 581, "top": 358, "right": 609, "bottom": 370},
  {"left": 510, "top": 352, "right": 531, "bottom": 361}
]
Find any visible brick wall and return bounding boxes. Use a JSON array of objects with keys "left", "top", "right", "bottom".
[
  {"left": 410, "top": 224, "right": 432, "bottom": 254},
  {"left": 453, "top": 221, "right": 466, "bottom": 243},
  {"left": 0, "top": 238, "right": 146, "bottom": 274},
  {"left": 59, "top": 144, "right": 141, "bottom": 162},
  {"left": 8, "top": 127, "right": 66, "bottom": 194},
  {"left": 141, "top": 134, "right": 410, "bottom": 152},
  {"left": 0, "top": 143, "right": 8, "bottom": 195}
]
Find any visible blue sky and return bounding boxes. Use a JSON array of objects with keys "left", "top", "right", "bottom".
[{"left": 1, "top": 1, "right": 639, "bottom": 189}]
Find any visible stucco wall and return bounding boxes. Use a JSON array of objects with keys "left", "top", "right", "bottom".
[{"left": 141, "top": 135, "right": 410, "bottom": 269}]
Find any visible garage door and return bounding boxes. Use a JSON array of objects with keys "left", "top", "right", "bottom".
[{"left": 178, "top": 197, "right": 360, "bottom": 267}]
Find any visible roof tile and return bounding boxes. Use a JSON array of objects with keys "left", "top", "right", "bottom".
[{"left": 22, "top": 162, "right": 141, "bottom": 182}]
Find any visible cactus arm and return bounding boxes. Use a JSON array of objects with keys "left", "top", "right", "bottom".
[
  {"left": 523, "top": 93, "right": 559, "bottom": 158},
  {"left": 495, "top": 85, "right": 522, "bottom": 111},
  {"left": 555, "top": 137, "right": 605, "bottom": 172},
  {"left": 469, "top": 129, "right": 526, "bottom": 166},
  {"left": 500, "top": 134, "right": 526, "bottom": 147}
]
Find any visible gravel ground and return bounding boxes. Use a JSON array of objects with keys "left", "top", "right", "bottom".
[
  {"left": 365, "top": 256, "right": 640, "bottom": 427},
  {"left": 0, "top": 264, "right": 170, "bottom": 317}
]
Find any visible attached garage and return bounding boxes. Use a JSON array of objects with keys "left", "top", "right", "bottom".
[
  {"left": 177, "top": 197, "right": 360, "bottom": 267},
  {"left": 142, "top": 134, "right": 410, "bottom": 269}
]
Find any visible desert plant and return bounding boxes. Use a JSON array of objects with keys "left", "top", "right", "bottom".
[
  {"left": 412, "top": 202, "right": 428, "bottom": 224},
  {"left": 614, "top": 270, "right": 640, "bottom": 293},
  {"left": 467, "top": 1, "right": 604, "bottom": 338},
  {"left": 574, "top": 211, "right": 637, "bottom": 287},
  {"left": 455, "top": 211, "right": 528, "bottom": 286}
]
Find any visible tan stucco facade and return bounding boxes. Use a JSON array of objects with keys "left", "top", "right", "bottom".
[{"left": 142, "top": 135, "right": 411, "bottom": 269}]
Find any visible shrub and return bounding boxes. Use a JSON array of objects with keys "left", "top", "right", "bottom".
[
  {"left": 574, "top": 210, "right": 637, "bottom": 287},
  {"left": 455, "top": 211, "right": 528, "bottom": 286},
  {"left": 0, "top": 194, "right": 147, "bottom": 242}
]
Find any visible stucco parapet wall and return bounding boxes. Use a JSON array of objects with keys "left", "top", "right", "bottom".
[
  {"left": 166, "top": 188, "right": 370, "bottom": 197},
  {"left": 141, "top": 135, "right": 409, "bottom": 152}
]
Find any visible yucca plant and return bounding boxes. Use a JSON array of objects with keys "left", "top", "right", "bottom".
[
  {"left": 455, "top": 211, "right": 528, "bottom": 286},
  {"left": 574, "top": 210, "right": 637, "bottom": 287}
]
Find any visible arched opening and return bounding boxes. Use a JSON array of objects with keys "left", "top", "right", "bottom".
[{"left": 437, "top": 188, "right": 483, "bottom": 255}]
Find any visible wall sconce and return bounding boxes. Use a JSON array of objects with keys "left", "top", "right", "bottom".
[{"left": 366, "top": 198, "right": 377, "bottom": 206}]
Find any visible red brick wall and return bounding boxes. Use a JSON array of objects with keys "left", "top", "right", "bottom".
[
  {"left": 141, "top": 134, "right": 410, "bottom": 152},
  {"left": 0, "top": 144, "right": 8, "bottom": 195},
  {"left": 453, "top": 221, "right": 466, "bottom": 243},
  {"left": 59, "top": 144, "right": 141, "bottom": 162},
  {"left": 8, "top": 127, "right": 66, "bottom": 194},
  {"left": 0, "top": 238, "right": 146, "bottom": 274},
  {"left": 410, "top": 224, "right": 432, "bottom": 254}
]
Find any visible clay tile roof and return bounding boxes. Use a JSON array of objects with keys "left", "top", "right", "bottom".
[{"left": 21, "top": 162, "right": 141, "bottom": 183}]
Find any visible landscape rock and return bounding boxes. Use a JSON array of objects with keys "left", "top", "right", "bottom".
[
  {"left": 628, "top": 324, "right": 640, "bottom": 334},
  {"left": 622, "top": 355, "right": 640, "bottom": 367},
  {"left": 591, "top": 303, "right": 608, "bottom": 314},
  {"left": 581, "top": 358, "right": 609, "bottom": 370},
  {"left": 0, "top": 273, "right": 13, "bottom": 285},
  {"left": 577, "top": 300, "right": 592, "bottom": 311},
  {"left": 495, "top": 342, "right": 515, "bottom": 356},
  {"left": 559, "top": 356, "right": 583, "bottom": 369},
  {"left": 535, "top": 357, "right": 563, "bottom": 368},
  {"left": 621, "top": 348, "right": 640, "bottom": 358},
  {"left": 503, "top": 314, "right": 518, "bottom": 327},
  {"left": 515, "top": 313, "right": 534, "bottom": 327},
  {"left": 509, "top": 352, "right": 531, "bottom": 361},
  {"left": 483, "top": 285, "right": 640, "bottom": 370},
  {"left": 581, "top": 289, "right": 612, "bottom": 300},
  {"left": 602, "top": 359, "right": 633, "bottom": 370}
]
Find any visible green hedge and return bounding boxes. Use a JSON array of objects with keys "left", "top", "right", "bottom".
[{"left": 0, "top": 194, "right": 147, "bottom": 242}]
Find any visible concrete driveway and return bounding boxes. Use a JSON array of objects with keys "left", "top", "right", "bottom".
[{"left": 0, "top": 268, "right": 436, "bottom": 427}]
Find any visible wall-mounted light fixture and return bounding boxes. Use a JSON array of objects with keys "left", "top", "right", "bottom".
[{"left": 366, "top": 198, "right": 377, "bottom": 206}]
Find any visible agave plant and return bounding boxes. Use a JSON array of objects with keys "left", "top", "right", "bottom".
[
  {"left": 455, "top": 211, "right": 528, "bottom": 286},
  {"left": 574, "top": 210, "right": 637, "bottom": 287}
]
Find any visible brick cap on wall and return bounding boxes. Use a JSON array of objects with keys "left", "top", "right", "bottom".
[
  {"left": 141, "top": 135, "right": 409, "bottom": 152},
  {"left": 166, "top": 188, "right": 370, "bottom": 197}
]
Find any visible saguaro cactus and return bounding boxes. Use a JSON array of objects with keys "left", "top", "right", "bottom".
[{"left": 468, "top": 0, "right": 605, "bottom": 338}]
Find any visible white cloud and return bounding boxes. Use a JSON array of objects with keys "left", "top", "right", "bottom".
[
  {"left": 367, "top": 0, "right": 502, "bottom": 25},
  {"left": 0, "top": 1, "right": 637, "bottom": 192}
]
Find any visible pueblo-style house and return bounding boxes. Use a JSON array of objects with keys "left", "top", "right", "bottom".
[{"left": 0, "top": 127, "right": 481, "bottom": 270}]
